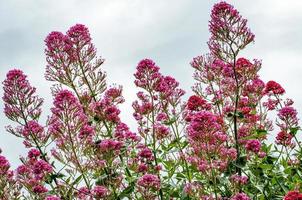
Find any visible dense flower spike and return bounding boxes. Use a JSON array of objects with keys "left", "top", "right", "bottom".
[
  {"left": 45, "top": 24, "right": 106, "bottom": 100},
  {"left": 2, "top": 3, "right": 302, "bottom": 200},
  {"left": 3, "top": 69, "right": 43, "bottom": 124},
  {"left": 208, "top": 1, "right": 254, "bottom": 61},
  {"left": 137, "top": 174, "right": 161, "bottom": 199}
]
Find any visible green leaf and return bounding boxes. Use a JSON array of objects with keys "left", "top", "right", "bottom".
[
  {"left": 163, "top": 117, "right": 177, "bottom": 125},
  {"left": 290, "top": 127, "right": 300, "bottom": 136},
  {"left": 118, "top": 183, "right": 135, "bottom": 198}
]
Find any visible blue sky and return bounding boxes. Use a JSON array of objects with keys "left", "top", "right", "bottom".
[{"left": 1, "top": 0, "right": 302, "bottom": 167}]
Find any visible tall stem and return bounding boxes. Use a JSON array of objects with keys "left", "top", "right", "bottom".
[
  {"left": 149, "top": 91, "right": 164, "bottom": 200},
  {"left": 230, "top": 47, "right": 241, "bottom": 177}
]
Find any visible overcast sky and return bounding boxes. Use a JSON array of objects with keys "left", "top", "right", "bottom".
[{"left": 1, "top": 0, "right": 302, "bottom": 167}]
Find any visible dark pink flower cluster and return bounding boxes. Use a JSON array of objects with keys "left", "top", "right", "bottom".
[
  {"left": 49, "top": 90, "right": 88, "bottom": 145},
  {"left": 114, "top": 122, "right": 141, "bottom": 142},
  {"left": 98, "top": 139, "right": 123, "bottom": 155},
  {"left": 264, "top": 80, "right": 285, "bottom": 95},
  {"left": 133, "top": 58, "right": 184, "bottom": 140},
  {"left": 2, "top": 69, "right": 43, "bottom": 127},
  {"left": 0, "top": 154, "right": 10, "bottom": 175},
  {"left": 137, "top": 174, "right": 161, "bottom": 190},
  {"left": 91, "top": 86, "right": 125, "bottom": 124},
  {"left": 278, "top": 106, "right": 299, "bottom": 127},
  {"left": 2, "top": 2, "right": 302, "bottom": 199},
  {"left": 231, "top": 193, "right": 251, "bottom": 200},
  {"left": 92, "top": 101, "right": 121, "bottom": 124},
  {"left": 134, "top": 59, "right": 160, "bottom": 89},
  {"left": 92, "top": 185, "right": 110, "bottom": 198},
  {"left": 16, "top": 150, "right": 52, "bottom": 195},
  {"left": 187, "top": 95, "right": 211, "bottom": 111},
  {"left": 230, "top": 174, "right": 248, "bottom": 185},
  {"left": 284, "top": 191, "right": 302, "bottom": 200},
  {"left": 208, "top": 2, "right": 254, "bottom": 60},
  {"left": 45, "top": 24, "right": 106, "bottom": 99},
  {"left": 186, "top": 109, "right": 237, "bottom": 173},
  {"left": 245, "top": 139, "right": 261, "bottom": 153},
  {"left": 276, "top": 131, "right": 294, "bottom": 147},
  {"left": 45, "top": 195, "right": 61, "bottom": 200}
]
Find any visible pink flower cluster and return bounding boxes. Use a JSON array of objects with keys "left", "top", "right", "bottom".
[
  {"left": 16, "top": 149, "right": 52, "bottom": 195},
  {"left": 0, "top": 154, "right": 10, "bottom": 175},
  {"left": 264, "top": 80, "right": 285, "bottom": 95},
  {"left": 2, "top": 69, "right": 43, "bottom": 132},
  {"left": 186, "top": 108, "right": 237, "bottom": 173},
  {"left": 284, "top": 191, "right": 302, "bottom": 200},
  {"left": 208, "top": 2, "right": 254, "bottom": 60},
  {"left": 231, "top": 193, "right": 251, "bottom": 200},
  {"left": 137, "top": 174, "right": 161, "bottom": 191}
]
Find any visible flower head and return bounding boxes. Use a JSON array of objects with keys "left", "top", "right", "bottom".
[
  {"left": 137, "top": 174, "right": 161, "bottom": 191},
  {"left": 3, "top": 69, "right": 43, "bottom": 122},
  {"left": 284, "top": 191, "right": 302, "bottom": 200},
  {"left": 0, "top": 155, "right": 10, "bottom": 175},
  {"left": 245, "top": 139, "right": 261, "bottom": 153},
  {"left": 187, "top": 95, "right": 211, "bottom": 111},
  {"left": 208, "top": 2, "right": 254, "bottom": 60},
  {"left": 231, "top": 193, "right": 251, "bottom": 200},
  {"left": 264, "top": 81, "right": 285, "bottom": 95},
  {"left": 92, "top": 185, "right": 109, "bottom": 198}
]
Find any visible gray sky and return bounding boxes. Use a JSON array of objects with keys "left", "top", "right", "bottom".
[{"left": 1, "top": 0, "right": 302, "bottom": 167}]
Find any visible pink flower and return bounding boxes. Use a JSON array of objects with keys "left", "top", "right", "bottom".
[
  {"left": 154, "top": 124, "right": 170, "bottom": 140},
  {"left": 138, "top": 147, "right": 154, "bottom": 160},
  {"left": 264, "top": 81, "right": 285, "bottom": 95},
  {"left": 98, "top": 139, "right": 123, "bottom": 154},
  {"left": 278, "top": 106, "right": 299, "bottom": 126},
  {"left": 17, "top": 165, "right": 29, "bottom": 174},
  {"left": 156, "top": 113, "right": 168, "bottom": 122},
  {"left": 276, "top": 131, "right": 293, "bottom": 146},
  {"left": 114, "top": 122, "right": 140, "bottom": 142},
  {"left": 230, "top": 174, "right": 248, "bottom": 185},
  {"left": 22, "top": 120, "right": 44, "bottom": 139},
  {"left": 33, "top": 185, "right": 48, "bottom": 194},
  {"left": 187, "top": 95, "right": 211, "bottom": 111},
  {"left": 137, "top": 174, "right": 161, "bottom": 191},
  {"left": 105, "top": 86, "right": 124, "bottom": 103},
  {"left": 67, "top": 24, "right": 91, "bottom": 45},
  {"left": 3, "top": 69, "right": 43, "bottom": 123},
  {"left": 186, "top": 111, "right": 221, "bottom": 142},
  {"left": 137, "top": 163, "right": 148, "bottom": 172},
  {"left": 45, "top": 31, "right": 72, "bottom": 53},
  {"left": 49, "top": 90, "right": 88, "bottom": 148},
  {"left": 0, "top": 155, "right": 10, "bottom": 175},
  {"left": 92, "top": 185, "right": 109, "bottom": 198},
  {"left": 235, "top": 58, "right": 255, "bottom": 75},
  {"left": 44, "top": 31, "right": 75, "bottom": 82},
  {"left": 284, "top": 191, "right": 302, "bottom": 200},
  {"left": 45, "top": 196, "right": 61, "bottom": 200},
  {"left": 245, "top": 139, "right": 261, "bottom": 153},
  {"left": 134, "top": 59, "right": 161, "bottom": 89},
  {"left": 231, "top": 193, "right": 251, "bottom": 200},
  {"left": 28, "top": 149, "right": 41, "bottom": 158},
  {"left": 78, "top": 124, "right": 95, "bottom": 141},
  {"left": 208, "top": 2, "right": 254, "bottom": 59},
  {"left": 77, "top": 187, "right": 91, "bottom": 199},
  {"left": 92, "top": 101, "right": 121, "bottom": 124},
  {"left": 33, "top": 160, "right": 53, "bottom": 175}
]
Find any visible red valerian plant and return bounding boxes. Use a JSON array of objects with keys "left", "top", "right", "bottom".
[{"left": 1, "top": 2, "right": 302, "bottom": 200}]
